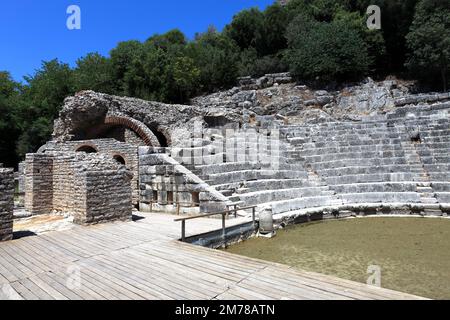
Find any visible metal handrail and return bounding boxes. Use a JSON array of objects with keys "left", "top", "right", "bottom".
[{"left": 175, "top": 205, "right": 257, "bottom": 242}]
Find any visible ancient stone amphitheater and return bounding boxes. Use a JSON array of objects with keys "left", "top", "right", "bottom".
[{"left": 1, "top": 75, "right": 449, "bottom": 241}]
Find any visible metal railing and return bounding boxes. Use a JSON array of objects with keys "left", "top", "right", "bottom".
[{"left": 174, "top": 205, "right": 257, "bottom": 242}]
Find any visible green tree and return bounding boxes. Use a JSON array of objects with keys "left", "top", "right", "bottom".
[
  {"left": 224, "top": 8, "right": 265, "bottom": 53},
  {"left": 110, "top": 40, "right": 143, "bottom": 95},
  {"left": 188, "top": 29, "right": 240, "bottom": 92},
  {"left": 284, "top": 14, "right": 371, "bottom": 82},
  {"left": 262, "top": 3, "right": 289, "bottom": 55},
  {"left": 406, "top": 0, "right": 450, "bottom": 91},
  {"left": 0, "top": 72, "right": 22, "bottom": 167},
  {"left": 171, "top": 56, "right": 200, "bottom": 102},
  {"left": 17, "top": 59, "right": 75, "bottom": 156},
  {"left": 238, "top": 48, "right": 287, "bottom": 77},
  {"left": 334, "top": 9, "right": 386, "bottom": 74},
  {"left": 74, "top": 52, "right": 114, "bottom": 93}
]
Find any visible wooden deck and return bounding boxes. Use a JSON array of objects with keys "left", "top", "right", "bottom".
[{"left": 0, "top": 212, "right": 426, "bottom": 300}]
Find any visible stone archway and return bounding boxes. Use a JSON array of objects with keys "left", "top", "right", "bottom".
[
  {"left": 75, "top": 144, "right": 98, "bottom": 153},
  {"left": 104, "top": 115, "right": 162, "bottom": 147}
]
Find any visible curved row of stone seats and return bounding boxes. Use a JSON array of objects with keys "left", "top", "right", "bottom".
[
  {"left": 340, "top": 192, "right": 421, "bottom": 204},
  {"left": 282, "top": 118, "right": 448, "bottom": 140},
  {"left": 287, "top": 130, "right": 402, "bottom": 144},
  {"left": 330, "top": 182, "right": 418, "bottom": 193},
  {"left": 194, "top": 162, "right": 262, "bottom": 175},
  {"left": 292, "top": 139, "right": 404, "bottom": 151},
  {"left": 323, "top": 173, "right": 419, "bottom": 185},
  {"left": 299, "top": 150, "right": 405, "bottom": 164},
  {"left": 205, "top": 169, "right": 309, "bottom": 186},
  {"left": 268, "top": 196, "right": 343, "bottom": 215},
  {"left": 317, "top": 164, "right": 420, "bottom": 177},
  {"left": 436, "top": 192, "right": 450, "bottom": 203},
  {"left": 387, "top": 101, "right": 450, "bottom": 120},
  {"left": 214, "top": 178, "right": 325, "bottom": 194},
  {"left": 236, "top": 187, "right": 335, "bottom": 207},
  {"left": 305, "top": 157, "right": 409, "bottom": 170},
  {"left": 289, "top": 144, "right": 404, "bottom": 156},
  {"left": 432, "top": 182, "right": 450, "bottom": 192}
]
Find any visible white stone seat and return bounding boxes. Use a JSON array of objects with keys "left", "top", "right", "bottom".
[
  {"left": 329, "top": 182, "right": 418, "bottom": 193},
  {"left": 339, "top": 192, "right": 421, "bottom": 204},
  {"left": 237, "top": 186, "right": 334, "bottom": 206},
  {"left": 268, "top": 196, "right": 343, "bottom": 215}
]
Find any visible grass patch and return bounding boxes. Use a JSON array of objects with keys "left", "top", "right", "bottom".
[{"left": 226, "top": 217, "right": 450, "bottom": 299}]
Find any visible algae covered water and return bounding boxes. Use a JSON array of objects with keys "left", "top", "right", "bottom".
[{"left": 226, "top": 217, "right": 450, "bottom": 300}]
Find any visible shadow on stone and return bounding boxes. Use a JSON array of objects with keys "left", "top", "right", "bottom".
[
  {"left": 13, "top": 230, "right": 37, "bottom": 240},
  {"left": 132, "top": 214, "right": 145, "bottom": 222}
]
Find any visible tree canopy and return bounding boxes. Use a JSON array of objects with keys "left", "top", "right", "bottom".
[{"left": 0, "top": 0, "right": 449, "bottom": 167}]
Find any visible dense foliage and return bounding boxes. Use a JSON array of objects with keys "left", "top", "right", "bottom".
[{"left": 0, "top": 0, "right": 448, "bottom": 167}]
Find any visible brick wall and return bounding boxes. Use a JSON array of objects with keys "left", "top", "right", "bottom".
[
  {"left": 39, "top": 139, "right": 139, "bottom": 205},
  {"left": 0, "top": 167, "right": 14, "bottom": 241},
  {"left": 25, "top": 154, "right": 54, "bottom": 215},
  {"left": 24, "top": 152, "right": 132, "bottom": 225}
]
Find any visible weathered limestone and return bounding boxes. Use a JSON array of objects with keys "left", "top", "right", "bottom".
[
  {"left": 139, "top": 147, "right": 229, "bottom": 214},
  {"left": 34, "top": 81, "right": 448, "bottom": 222},
  {"left": 25, "top": 154, "right": 54, "bottom": 215},
  {"left": 0, "top": 168, "right": 14, "bottom": 241},
  {"left": 25, "top": 152, "right": 132, "bottom": 224},
  {"left": 72, "top": 165, "right": 132, "bottom": 225},
  {"left": 38, "top": 139, "right": 139, "bottom": 205},
  {"left": 51, "top": 90, "right": 242, "bottom": 148}
]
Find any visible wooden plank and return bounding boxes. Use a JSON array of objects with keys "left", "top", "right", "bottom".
[
  {"left": 9, "top": 281, "right": 37, "bottom": 300},
  {"left": 0, "top": 212, "right": 426, "bottom": 300}
]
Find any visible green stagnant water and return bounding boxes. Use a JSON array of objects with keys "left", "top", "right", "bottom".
[{"left": 226, "top": 217, "right": 450, "bottom": 300}]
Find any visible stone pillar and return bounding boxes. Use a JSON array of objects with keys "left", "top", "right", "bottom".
[
  {"left": 17, "top": 162, "right": 25, "bottom": 206},
  {"left": 73, "top": 167, "right": 132, "bottom": 225},
  {"left": 0, "top": 168, "right": 14, "bottom": 241},
  {"left": 24, "top": 154, "right": 54, "bottom": 215}
]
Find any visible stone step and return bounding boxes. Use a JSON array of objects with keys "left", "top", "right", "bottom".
[
  {"left": 236, "top": 187, "right": 334, "bottom": 207},
  {"left": 436, "top": 192, "right": 450, "bottom": 203},
  {"left": 213, "top": 179, "right": 323, "bottom": 193},
  {"left": 340, "top": 192, "right": 421, "bottom": 204},
  {"left": 268, "top": 196, "right": 343, "bottom": 215},
  {"left": 329, "top": 182, "right": 418, "bottom": 193},
  {"left": 324, "top": 173, "right": 420, "bottom": 185},
  {"left": 419, "top": 197, "right": 438, "bottom": 204},
  {"left": 206, "top": 170, "right": 309, "bottom": 186}
]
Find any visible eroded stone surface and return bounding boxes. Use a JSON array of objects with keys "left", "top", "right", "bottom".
[{"left": 0, "top": 167, "right": 14, "bottom": 241}]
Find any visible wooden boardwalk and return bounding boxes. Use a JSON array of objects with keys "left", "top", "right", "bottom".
[{"left": 0, "top": 212, "right": 426, "bottom": 300}]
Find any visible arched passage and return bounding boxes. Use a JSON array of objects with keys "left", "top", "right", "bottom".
[
  {"left": 113, "top": 154, "right": 126, "bottom": 165},
  {"left": 104, "top": 115, "right": 161, "bottom": 147},
  {"left": 76, "top": 145, "right": 98, "bottom": 153}
]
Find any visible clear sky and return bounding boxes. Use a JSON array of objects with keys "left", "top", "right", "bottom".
[{"left": 1, "top": 0, "right": 275, "bottom": 82}]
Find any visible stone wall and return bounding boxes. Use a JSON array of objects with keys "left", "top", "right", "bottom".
[
  {"left": 17, "top": 162, "right": 25, "bottom": 206},
  {"left": 25, "top": 154, "right": 54, "bottom": 215},
  {"left": 72, "top": 164, "right": 132, "bottom": 225},
  {"left": 25, "top": 152, "right": 132, "bottom": 224},
  {"left": 0, "top": 167, "right": 14, "bottom": 241},
  {"left": 139, "top": 147, "right": 229, "bottom": 214},
  {"left": 38, "top": 139, "right": 139, "bottom": 205},
  {"left": 238, "top": 72, "right": 293, "bottom": 90}
]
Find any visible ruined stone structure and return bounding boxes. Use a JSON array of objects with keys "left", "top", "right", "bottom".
[
  {"left": 0, "top": 166, "right": 14, "bottom": 241},
  {"left": 38, "top": 139, "right": 139, "bottom": 204},
  {"left": 20, "top": 74, "right": 449, "bottom": 227},
  {"left": 25, "top": 152, "right": 132, "bottom": 224},
  {"left": 139, "top": 148, "right": 229, "bottom": 214}
]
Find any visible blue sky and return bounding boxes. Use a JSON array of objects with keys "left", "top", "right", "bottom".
[{"left": 1, "top": 0, "right": 274, "bottom": 82}]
